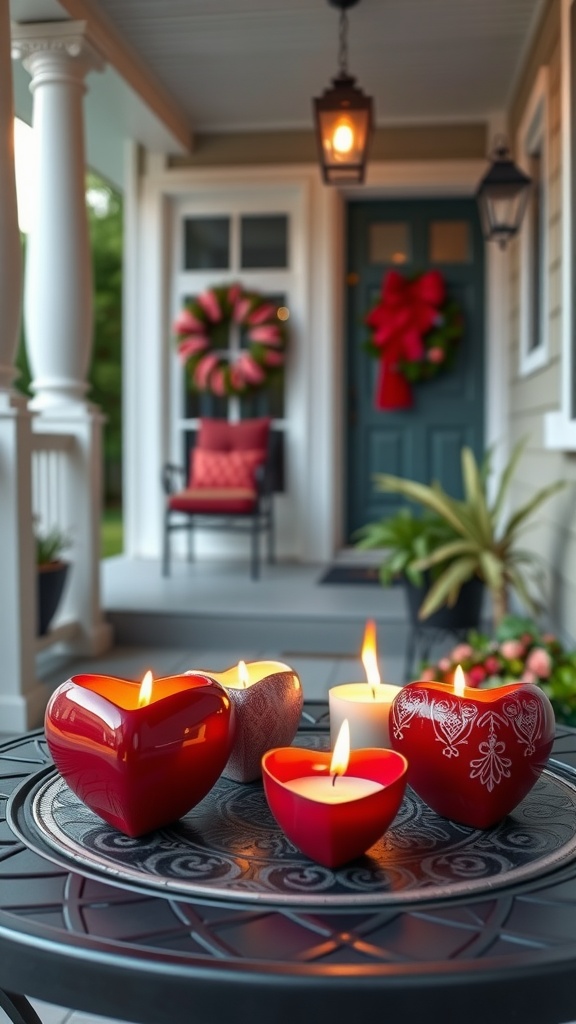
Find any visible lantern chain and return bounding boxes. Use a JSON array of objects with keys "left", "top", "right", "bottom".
[{"left": 338, "top": 8, "right": 349, "bottom": 76}]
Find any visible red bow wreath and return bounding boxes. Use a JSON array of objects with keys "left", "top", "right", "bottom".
[{"left": 365, "top": 269, "right": 463, "bottom": 410}]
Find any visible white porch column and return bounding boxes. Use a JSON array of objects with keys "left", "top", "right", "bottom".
[
  {"left": 12, "top": 21, "right": 103, "bottom": 410},
  {"left": 0, "top": 0, "right": 45, "bottom": 732},
  {"left": 12, "top": 21, "right": 112, "bottom": 660}
]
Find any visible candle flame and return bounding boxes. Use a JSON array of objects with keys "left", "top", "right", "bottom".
[
  {"left": 330, "top": 719, "right": 350, "bottom": 782},
  {"left": 454, "top": 665, "right": 466, "bottom": 697},
  {"left": 361, "top": 619, "right": 381, "bottom": 695},
  {"left": 238, "top": 660, "right": 249, "bottom": 688},
  {"left": 138, "top": 670, "right": 153, "bottom": 708}
]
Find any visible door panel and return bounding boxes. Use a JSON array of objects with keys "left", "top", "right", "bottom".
[{"left": 346, "top": 199, "right": 485, "bottom": 538}]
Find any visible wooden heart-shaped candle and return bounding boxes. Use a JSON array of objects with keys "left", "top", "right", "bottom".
[
  {"left": 390, "top": 670, "right": 555, "bottom": 829},
  {"left": 45, "top": 672, "right": 234, "bottom": 837},
  {"left": 192, "top": 660, "right": 303, "bottom": 783},
  {"left": 262, "top": 722, "right": 408, "bottom": 868}
]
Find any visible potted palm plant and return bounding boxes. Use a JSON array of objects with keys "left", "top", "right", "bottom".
[
  {"left": 358, "top": 439, "right": 566, "bottom": 631},
  {"left": 355, "top": 508, "right": 485, "bottom": 630},
  {"left": 37, "top": 527, "right": 71, "bottom": 636}
]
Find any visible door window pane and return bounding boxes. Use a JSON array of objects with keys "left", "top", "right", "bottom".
[
  {"left": 429, "top": 221, "right": 471, "bottom": 263},
  {"left": 369, "top": 223, "right": 411, "bottom": 264},
  {"left": 183, "top": 217, "right": 230, "bottom": 270},
  {"left": 240, "top": 215, "right": 288, "bottom": 268}
]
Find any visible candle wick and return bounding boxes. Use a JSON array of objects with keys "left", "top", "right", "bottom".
[{"left": 331, "top": 773, "right": 338, "bottom": 788}]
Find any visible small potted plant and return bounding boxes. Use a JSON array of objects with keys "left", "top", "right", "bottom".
[
  {"left": 355, "top": 507, "right": 485, "bottom": 630},
  {"left": 37, "top": 527, "right": 71, "bottom": 636},
  {"left": 357, "top": 438, "right": 566, "bottom": 631}
]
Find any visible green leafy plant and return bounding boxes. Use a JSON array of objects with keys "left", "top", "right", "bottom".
[
  {"left": 372, "top": 438, "right": 566, "bottom": 629},
  {"left": 421, "top": 614, "right": 576, "bottom": 726},
  {"left": 354, "top": 508, "right": 458, "bottom": 587},
  {"left": 36, "top": 528, "right": 70, "bottom": 567}
]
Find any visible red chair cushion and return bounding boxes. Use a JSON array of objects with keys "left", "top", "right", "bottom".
[
  {"left": 197, "top": 417, "right": 270, "bottom": 452},
  {"left": 189, "top": 448, "right": 265, "bottom": 489},
  {"left": 168, "top": 488, "right": 257, "bottom": 515}
]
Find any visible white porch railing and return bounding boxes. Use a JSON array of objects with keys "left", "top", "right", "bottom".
[
  {"left": 32, "top": 430, "right": 81, "bottom": 653},
  {"left": 0, "top": 397, "right": 113, "bottom": 733}
]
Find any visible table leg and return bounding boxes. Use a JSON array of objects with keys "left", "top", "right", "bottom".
[{"left": 0, "top": 991, "right": 44, "bottom": 1024}]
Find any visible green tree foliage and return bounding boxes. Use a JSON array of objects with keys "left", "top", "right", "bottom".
[{"left": 86, "top": 173, "right": 123, "bottom": 502}]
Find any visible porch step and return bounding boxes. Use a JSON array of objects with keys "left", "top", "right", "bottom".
[
  {"left": 106, "top": 606, "right": 411, "bottom": 656},
  {"left": 102, "top": 556, "right": 410, "bottom": 656}
]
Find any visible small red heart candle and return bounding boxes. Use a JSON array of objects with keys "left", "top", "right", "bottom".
[
  {"left": 262, "top": 721, "right": 408, "bottom": 868},
  {"left": 390, "top": 668, "right": 555, "bottom": 828},
  {"left": 45, "top": 671, "right": 234, "bottom": 837},
  {"left": 192, "top": 660, "right": 303, "bottom": 783}
]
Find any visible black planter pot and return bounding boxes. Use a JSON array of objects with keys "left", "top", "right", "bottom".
[
  {"left": 38, "top": 561, "right": 69, "bottom": 636},
  {"left": 404, "top": 575, "right": 484, "bottom": 630}
]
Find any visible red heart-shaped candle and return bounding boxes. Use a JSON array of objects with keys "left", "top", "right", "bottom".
[
  {"left": 262, "top": 745, "right": 408, "bottom": 868},
  {"left": 194, "top": 661, "right": 303, "bottom": 782},
  {"left": 390, "top": 680, "right": 555, "bottom": 828},
  {"left": 45, "top": 672, "right": 234, "bottom": 837}
]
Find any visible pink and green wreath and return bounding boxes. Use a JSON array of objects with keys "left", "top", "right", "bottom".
[{"left": 173, "top": 284, "right": 287, "bottom": 397}]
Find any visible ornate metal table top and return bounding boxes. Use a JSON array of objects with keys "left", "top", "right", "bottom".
[{"left": 2, "top": 710, "right": 576, "bottom": 1024}]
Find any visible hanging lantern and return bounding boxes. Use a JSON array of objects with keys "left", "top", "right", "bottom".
[
  {"left": 313, "top": 0, "right": 374, "bottom": 185},
  {"left": 476, "top": 136, "right": 532, "bottom": 249}
]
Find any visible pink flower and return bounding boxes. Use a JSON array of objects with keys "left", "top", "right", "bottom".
[
  {"left": 198, "top": 289, "right": 222, "bottom": 322},
  {"left": 173, "top": 308, "right": 204, "bottom": 334},
  {"left": 438, "top": 657, "right": 451, "bottom": 672},
  {"left": 526, "top": 647, "right": 553, "bottom": 678},
  {"left": 210, "top": 367, "right": 226, "bottom": 396},
  {"left": 235, "top": 354, "right": 266, "bottom": 385},
  {"left": 427, "top": 346, "right": 445, "bottom": 364},
  {"left": 227, "top": 284, "right": 242, "bottom": 305},
  {"left": 263, "top": 349, "right": 284, "bottom": 367},
  {"left": 248, "top": 303, "right": 276, "bottom": 325},
  {"left": 542, "top": 633, "right": 557, "bottom": 644},
  {"left": 484, "top": 655, "right": 501, "bottom": 675},
  {"left": 521, "top": 670, "right": 538, "bottom": 685},
  {"left": 420, "top": 668, "right": 437, "bottom": 681},
  {"left": 450, "top": 643, "right": 473, "bottom": 661},
  {"left": 249, "top": 325, "right": 282, "bottom": 345},
  {"left": 468, "top": 665, "right": 486, "bottom": 685},
  {"left": 234, "top": 297, "right": 252, "bottom": 324},
  {"left": 501, "top": 640, "right": 525, "bottom": 660},
  {"left": 194, "top": 353, "right": 220, "bottom": 390},
  {"left": 177, "top": 335, "right": 209, "bottom": 362}
]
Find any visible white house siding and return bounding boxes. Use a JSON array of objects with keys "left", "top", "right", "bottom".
[{"left": 507, "top": 0, "right": 576, "bottom": 640}]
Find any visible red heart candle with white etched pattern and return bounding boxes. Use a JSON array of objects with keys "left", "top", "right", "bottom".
[
  {"left": 189, "top": 660, "right": 303, "bottom": 783},
  {"left": 389, "top": 671, "right": 555, "bottom": 828}
]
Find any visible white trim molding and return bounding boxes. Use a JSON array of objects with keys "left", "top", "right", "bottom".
[
  {"left": 545, "top": 0, "right": 576, "bottom": 450},
  {"left": 517, "top": 66, "right": 550, "bottom": 377}
]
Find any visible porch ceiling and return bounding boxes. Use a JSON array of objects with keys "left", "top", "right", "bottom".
[
  {"left": 11, "top": 0, "right": 546, "bottom": 170},
  {"left": 60, "top": 0, "right": 547, "bottom": 131}
]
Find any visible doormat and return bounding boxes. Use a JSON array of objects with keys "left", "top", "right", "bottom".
[{"left": 318, "top": 564, "right": 383, "bottom": 585}]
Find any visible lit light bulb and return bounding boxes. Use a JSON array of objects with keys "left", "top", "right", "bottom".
[{"left": 332, "top": 122, "right": 354, "bottom": 154}]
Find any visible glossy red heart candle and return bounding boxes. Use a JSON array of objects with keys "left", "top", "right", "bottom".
[
  {"left": 45, "top": 672, "right": 234, "bottom": 837},
  {"left": 390, "top": 675, "right": 555, "bottom": 828},
  {"left": 262, "top": 738, "right": 408, "bottom": 868},
  {"left": 193, "top": 660, "right": 303, "bottom": 782}
]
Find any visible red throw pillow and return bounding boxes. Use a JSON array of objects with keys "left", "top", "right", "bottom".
[
  {"left": 197, "top": 417, "right": 270, "bottom": 452},
  {"left": 190, "top": 448, "right": 265, "bottom": 489}
]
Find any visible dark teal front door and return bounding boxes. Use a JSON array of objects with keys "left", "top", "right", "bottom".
[{"left": 346, "top": 198, "right": 485, "bottom": 538}]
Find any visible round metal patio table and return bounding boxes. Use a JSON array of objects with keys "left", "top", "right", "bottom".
[{"left": 2, "top": 713, "right": 576, "bottom": 1024}]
